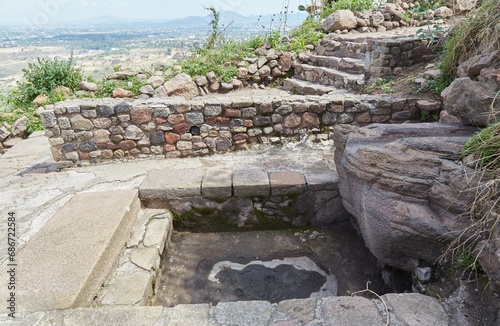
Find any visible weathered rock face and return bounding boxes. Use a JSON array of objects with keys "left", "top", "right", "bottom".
[
  {"left": 442, "top": 77, "right": 500, "bottom": 127},
  {"left": 321, "top": 10, "right": 357, "bottom": 32},
  {"left": 334, "top": 123, "right": 478, "bottom": 271},
  {"left": 164, "top": 73, "right": 200, "bottom": 100}
]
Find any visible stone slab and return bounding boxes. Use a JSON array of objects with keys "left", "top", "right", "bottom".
[
  {"left": 16, "top": 190, "right": 140, "bottom": 312},
  {"left": 233, "top": 169, "right": 270, "bottom": 197},
  {"left": 320, "top": 296, "right": 385, "bottom": 326},
  {"left": 100, "top": 268, "right": 153, "bottom": 306},
  {"left": 143, "top": 213, "right": 173, "bottom": 255},
  {"left": 62, "top": 306, "right": 165, "bottom": 326},
  {"left": 168, "top": 304, "right": 215, "bottom": 326},
  {"left": 139, "top": 168, "right": 205, "bottom": 201},
  {"left": 211, "top": 301, "right": 273, "bottom": 326},
  {"left": 383, "top": 293, "right": 449, "bottom": 326},
  {"left": 269, "top": 171, "right": 307, "bottom": 196},
  {"left": 202, "top": 167, "right": 233, "bottom": 198},
  {"left": 303, "top": 169, "right": 340, "bottom": 191}
]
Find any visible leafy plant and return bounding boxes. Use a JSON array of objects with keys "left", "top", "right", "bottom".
[
  {"left": 364, "top": 77, "right": 395, "bottom": 94},
  {"left": 411, "top": 0, "right": 443, "bottom": 46},
  {"left": 456, "top": 249, "right": 484, "bottom": 274},
  {"left": 7, "top": 57, "right": 82, "bottom": 108},
  {"left": 322, "top": 0, "right": 375, "bottom": 18},
  {"left": 205, "top": 6, "right": 220, "bottom": 50}
]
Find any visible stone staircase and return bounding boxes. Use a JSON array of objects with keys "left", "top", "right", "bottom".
[{"left": 283, "top": 33, "right": 368, "bottom": 95}]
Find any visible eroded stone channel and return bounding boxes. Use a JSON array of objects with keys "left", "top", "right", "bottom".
[{"left": 153, "top": 223, "right": 394, "bottom": 306}]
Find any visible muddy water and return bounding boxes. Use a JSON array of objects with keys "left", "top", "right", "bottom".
[{"left": 153, "top": 221, "right": 396, "bottom": 306}]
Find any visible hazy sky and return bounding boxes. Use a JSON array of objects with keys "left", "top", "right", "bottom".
[{"left": 0, "top": 0, "right": 306, "bottom": 26}]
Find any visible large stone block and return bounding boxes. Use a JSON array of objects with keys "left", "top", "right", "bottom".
[{"left": 15, "top": 190, "right": 139, "bottom": 312}]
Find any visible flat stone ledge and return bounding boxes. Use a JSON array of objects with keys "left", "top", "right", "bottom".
[
  {"left": 139, "top": 168, "right": 204, "bottom": 200},
  {"left": 14, "top": 190, "right": 139, "bottom": 313},
  {"left": 0, "top": 293, "right": 450, "bottom": 325},
  {"left": 202, "top": 167, "right": 233, "bottom": 198},
  {"left": 233, "top": 169, "right": 270, "bottom": 197},
  {"left": 269, "top": 171, "right": 307, "bottom": 196},
  {"left": 320, "top": 296, "right": 385, "bottom": 325}
]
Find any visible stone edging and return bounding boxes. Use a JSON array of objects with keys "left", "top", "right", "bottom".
[{"left": 95, "top": 209, "right": 172, "bottom": 306}]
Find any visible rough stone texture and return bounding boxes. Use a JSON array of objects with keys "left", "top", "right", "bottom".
[
  {"left": 454, "top": 0, "right": 478, "bottom": 11},
  {"left": 442, "top": 77, "right": 500, "bottom": 127},
  {"left": 334, "top": 123, "right": 479, "bottom": 271},
  {"left": 320, "top": 296, "right": 385, "bottom": 325},
  {"left": 16, "top": 190, "right": 139, "bottom": 312},
  {"left": 139, "top": 168, "right": 204, "bottom": 201},
  {"left": 164, "top": 73, "right": 199, "bottom": 100},
  {"left": 112, "top": 88, "right": 133, "bottom": 98},
  {"left": 79, "top": 81, "right": 99, "bottom": 92},
  {"left": 321, "top": 10, "right": 357, "bottom": 32},
  {"left": 233, "top": 169, "right": 270, "bottom": 197},
  {"left": 202, "top": 167, "right": 233, "bottom": 198},
  {"left": 383, "top": 293, "right": 449, "bottom": 326},
  {"left": 63, "top": 306, "right": 165, "bottom": 326},
  {"left": 211, "top": 301, "right": 273, "bottom": 326},
  {"left": 143, "top": 215, "right": 172, "bottom": 254},
  {"left": 0, "top": 292, "right": 452, "bottom": 325},
  {"left": 42, "top": 93, "right": 428, "bottom": 167},
  {"left": 269, "top": 171, "right": 307, "bottom": 196},
  {"left": 100, "top": 266, "right": 153, "bottom": 306}
]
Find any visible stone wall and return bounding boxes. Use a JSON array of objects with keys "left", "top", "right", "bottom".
[
  {"left": 365, "top": 36, "right": 426, "bottom": 81},
  {"left": 41, "top": 93, "right": 427, "bottom": 168}
]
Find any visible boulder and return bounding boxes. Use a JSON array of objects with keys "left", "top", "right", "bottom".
[
  {"left": 112, "top": 88, "right": 133, "bottom": 98},
  {"left": 146, "top": 76, "right": 165, "bottom": 88},
  {"left": 434, "top": 6, "right": 453, "bottom": 18},
  {"left": 164, "top": 73, "right": 199, "bottom": 100},
  {"left": 457, "top": 50, "right": 500, "bottom": 80},
  {"left": 33, "top": 94, "right": 50, "bottom": 106},
  {"left": 154, "top": 86, "right": 169, "bottom": 98},
  {"left": 334, "top": 123, "right": 479, "bottom": 271},
  {"left": 79, "top": 81, "right": 99, "bottom": 92},
  {"left": 442, "top": 77, "right": 500, "bottom": 127},
  {"left": 0, "top": 126, "right": 10, "bottom": 142},
  {"left": 369, "top": 11, "right": 385, "bottom": 27},
  {"left": 321, "top": 10, "right": 357, "bottom": 32},
  {"left": 453, "top": 0, "right": 478, "bottom": 12},
  {"left": 139, "top": 85, "right": 155, "bottom": 96},
  {"left": 11, "top": 115, "right": 29, "bottom": 137}
]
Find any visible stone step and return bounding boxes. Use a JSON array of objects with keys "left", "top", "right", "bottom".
[
  {"left": 3, "top": 293, "right": 450, "bottom": 325},
  {"left": 96, "top": 209, "right": 173, "bottom": 306},
  {"left": 138, "top": 166, "right": 346, "bottom": 228},
  {"left": 294, "top": 63, "right": 365, "bottom": 91},
  {"left": 139, "top": 167, "right": 338, "bottom": 203},
  {"left": 308, "top": 55, "right": 365, "bottom": 74},
  {"left": 316, "top": 39, "right": 367, "bottom": 60},
  {"left": 281, "top": 78, "right": 337, "bottom": 96},
  {"left": 13, "top": 190, "right": 140, "bottom": 312}
]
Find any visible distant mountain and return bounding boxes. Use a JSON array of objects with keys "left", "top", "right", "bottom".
[{"left": 72, "top": 10, "right": 305, "bottom": 29}]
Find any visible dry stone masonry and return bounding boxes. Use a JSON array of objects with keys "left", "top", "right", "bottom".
[{"left": 41, "top": 93, "right": 428, "bottom": 168}]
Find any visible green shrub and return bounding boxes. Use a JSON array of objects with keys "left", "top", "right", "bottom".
[
  {"left": 179, "top": 39, "right": 258, "bottom": 82},
  {"left": 288, "top": 18, "right": 324, "bottom": 53},
  {"left": 7, "top": 57, "right": 82, "bottom": 108},
  {"left": 462, "top": 122, "right": 500, "bottom": 170},
  {"left": 321, "top": 0, "right": 375, "bottom": 18},
  {"left": 95, "top": 76, "right": 147, "bottom": 98}
]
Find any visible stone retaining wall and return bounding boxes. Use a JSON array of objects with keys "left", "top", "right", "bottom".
[
  {"left": 366, "top": 36, "right": 426, "bottom": 81},
  {"left": 41, "top": 94, "right": 426, "bottom": 168}
]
